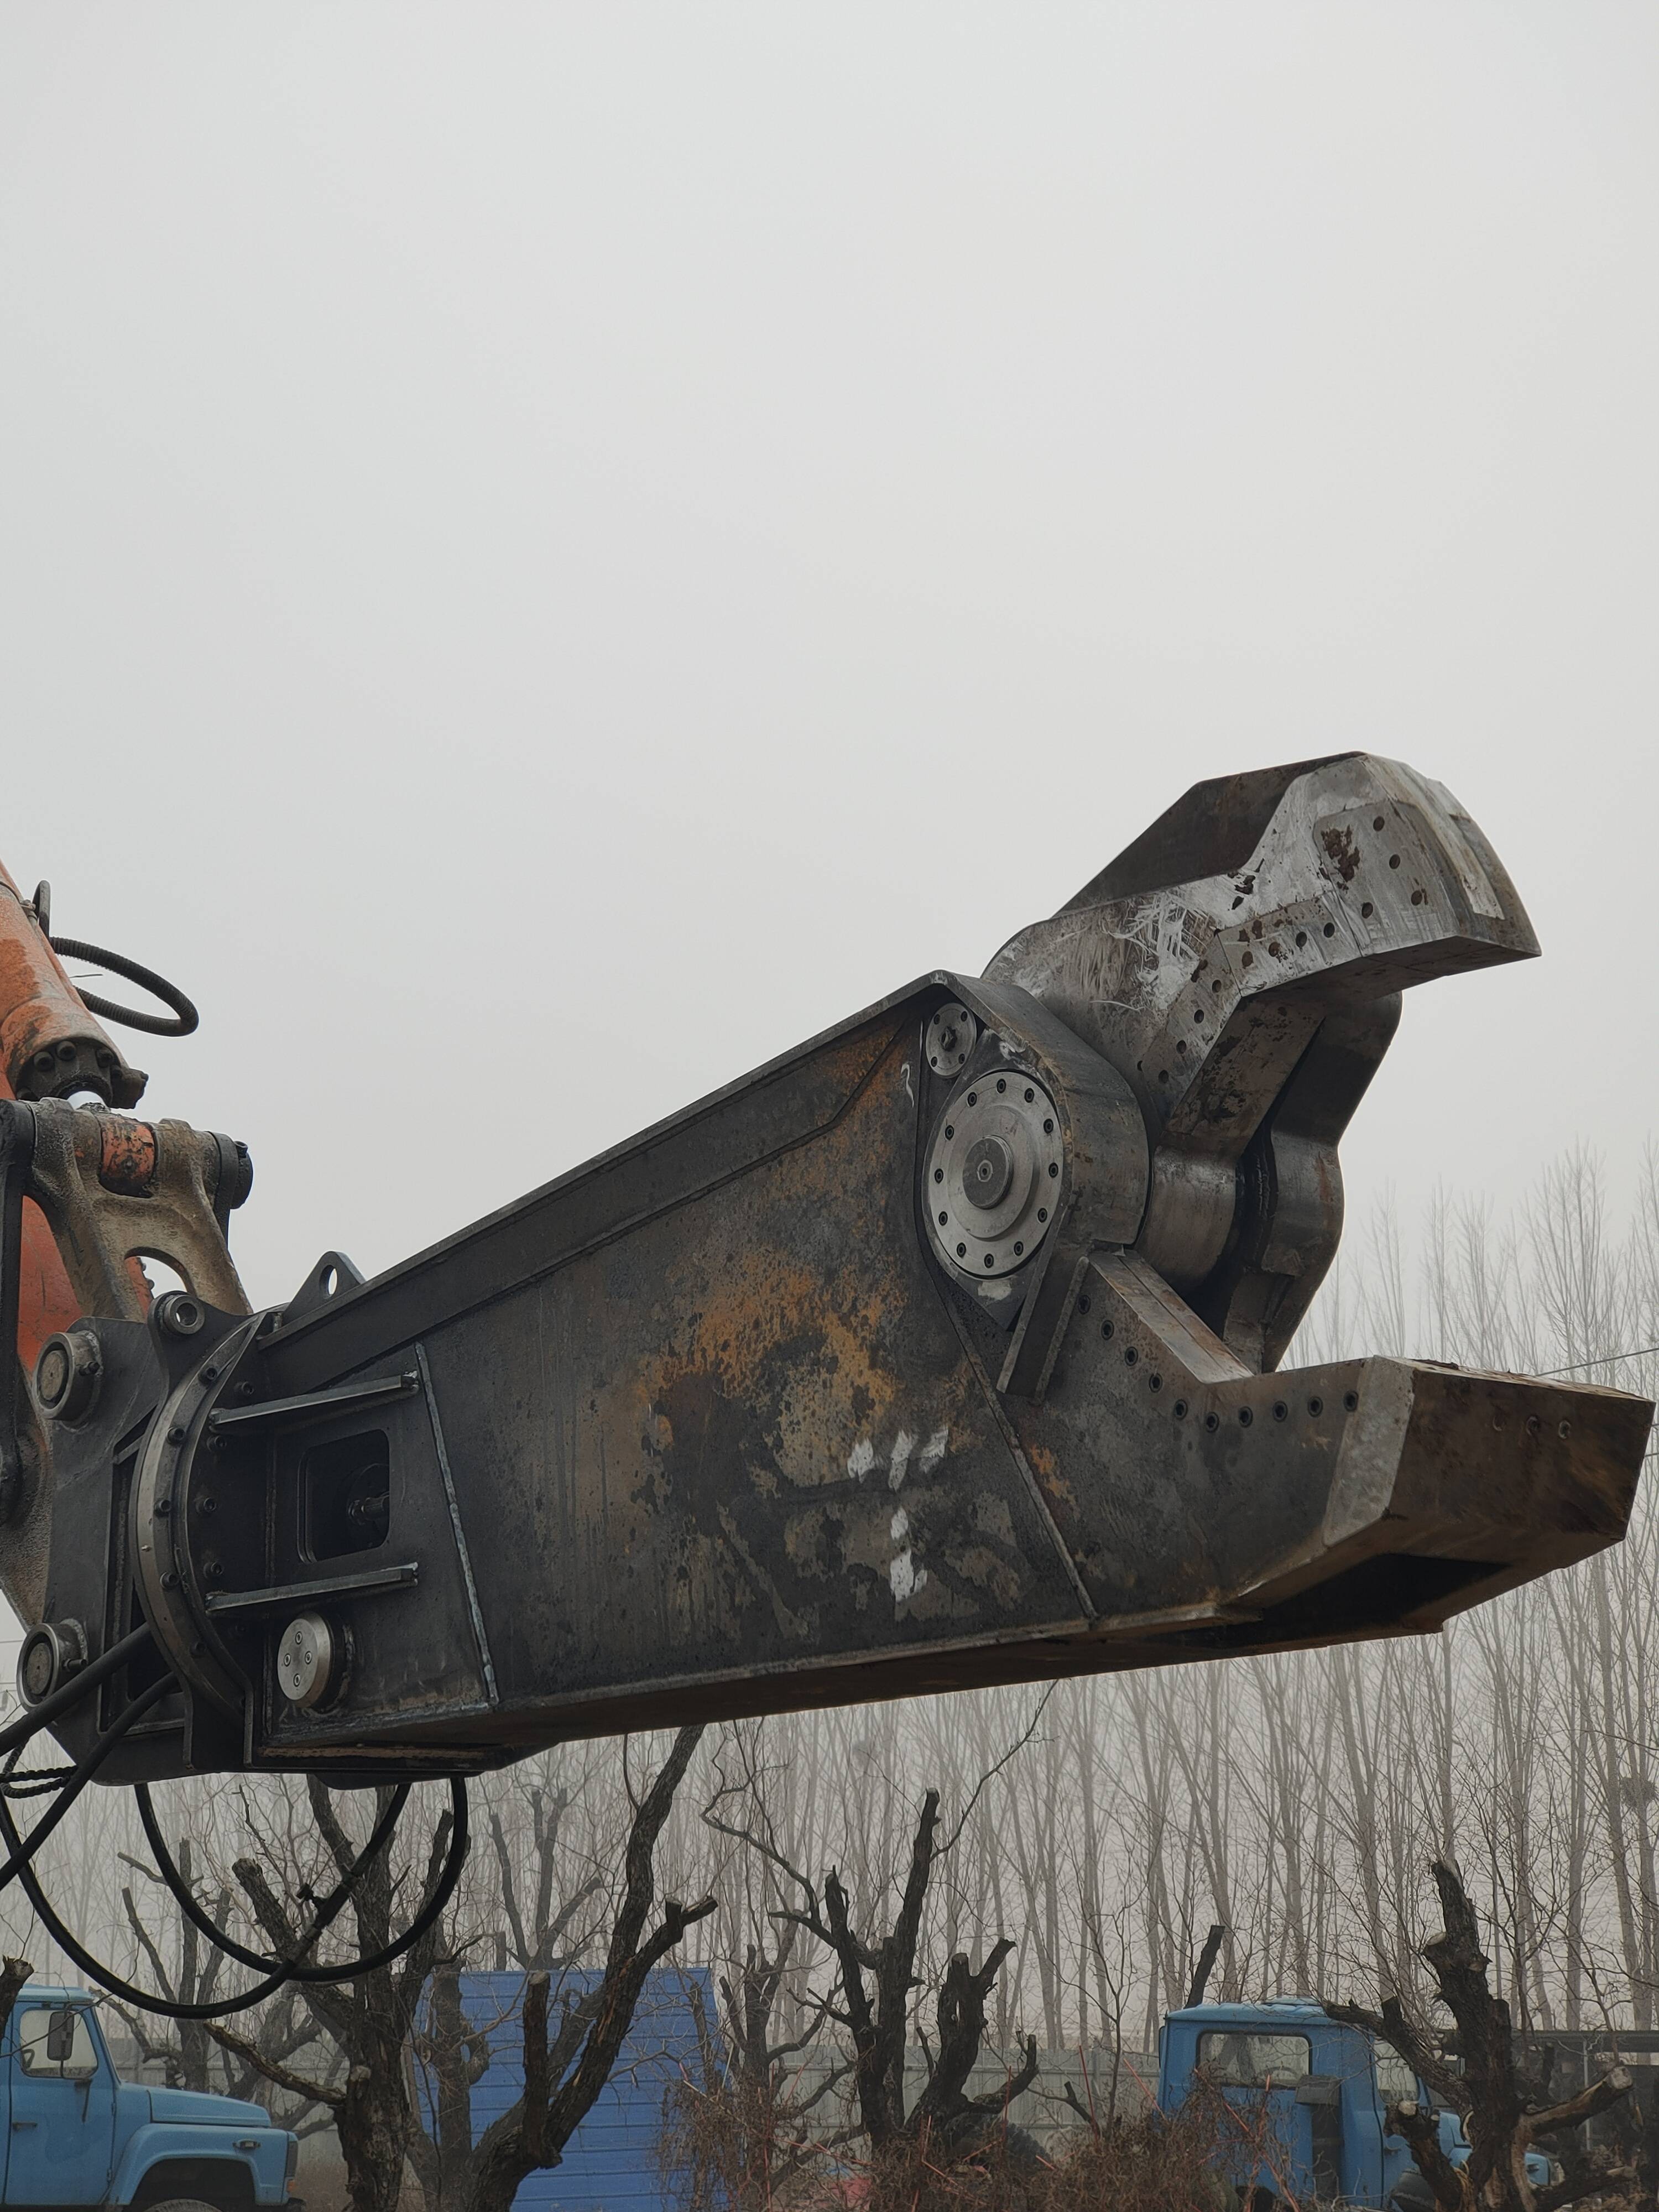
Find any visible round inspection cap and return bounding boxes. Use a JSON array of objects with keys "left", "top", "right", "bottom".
[
  {"left": 276, "top": 1612, "right": 336, "bottom": 1710},
  {"left": 34, "top": 1342, "right": 70, "bottom": 1410},
  {"left": 16, "top": 1619, "right": 87, "bottom": 1708}
]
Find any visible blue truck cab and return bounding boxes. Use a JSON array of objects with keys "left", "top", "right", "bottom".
[
  {"left": 1156, "top": 1997, "right": 1551, "bottom": 2209},
  {"left": 1, "top": 1986, "right": 296, "bottom": 2211}
]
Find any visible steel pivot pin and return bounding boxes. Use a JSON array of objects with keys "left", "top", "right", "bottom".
[{"left": 33, "top": 1330, "right": 101, "bottom": 1423}]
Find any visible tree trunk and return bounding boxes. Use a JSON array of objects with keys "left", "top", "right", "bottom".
[
  {"left": 0, "top": 1960, "right": 32, "bottom": 2049},
  {"left": 462, "top": 1726, "right": 713, "bottom": 2212},
  {"left": 333, "top": 2042, "right": 419, "bottom": 2212}
]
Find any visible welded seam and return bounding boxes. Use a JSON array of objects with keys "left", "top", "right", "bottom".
[
  {"left": 931, "top": 1233, "right": 1099, "bottom": 1622},
  {"left": 415, "top": 1340, "right": 499, "bottom": 1708}
]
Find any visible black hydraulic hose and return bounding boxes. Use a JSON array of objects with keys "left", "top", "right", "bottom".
[
  {"left": 0, "top": 1673, "right": 176, "bottom": 1891},
  {"left": 0, "top": 1615, "right": 471, "bottom": 2015},
  {"left": 135, "top": 1777, "right": 410, "bottom": 1978},
  {"left": 49, "top": 936, "right": 198, "bottom": 1038},
  {"left": 0, "top": 1776, "right": 470, "bottom": 2020},
  {"left": 0, "top": 1623, "right": 156, "bottom": 1760}
]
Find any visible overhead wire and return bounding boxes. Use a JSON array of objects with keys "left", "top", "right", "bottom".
[{"left": 1536, "top": 1345, "right": 1659, "bottom": 1376}]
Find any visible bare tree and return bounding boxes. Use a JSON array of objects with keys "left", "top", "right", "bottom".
[
  {"left": 453, "top": 1726, "right": 714, "bottom": 2212},
  {"left": 711, "top": 1758, "right": 1039, "bottom": 2164},
  {"left": 115, "top": 1837, "right": 234, "bottom": 2094},
  {"left": 112, "top": 1835, "right": 339, "bottom": 2140},
  {"left": 208, "top": 1779, "right": 461, "bottom": 2212},
  {"left": 1334, "top": 1859, "right": 1635, "bottom": 2211},
  {"left": 486, "top": 1751, "right": 608, "bottom": 1974},
  {"left": 0, "top": 1957, "right": 30, "bottom": 2044},
  {"left": 661, "top": 1923, "right": 852, "bottom": 2211}
]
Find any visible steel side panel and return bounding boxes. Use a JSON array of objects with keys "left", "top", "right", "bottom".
[
  {"left": 263, "top": 1014, "right": 1088, "bottom": 1751},
  {"left": 260, "top": 992, "right": 942, "bottom": 1393},
  {"left": 250, "top": 1000, "right": 1651, "bottom": 1755},
  {"left": 410, "top": 1023, "right": 1082, "bottom": 1713}
]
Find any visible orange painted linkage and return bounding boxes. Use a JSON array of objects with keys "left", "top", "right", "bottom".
[{"left": 0, "top": 860, "right": 148, "bottom": 1361}]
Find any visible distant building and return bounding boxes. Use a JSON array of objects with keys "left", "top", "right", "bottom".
[{"left": 415, "top": 1968, "right": 716, "bottom": 2212}]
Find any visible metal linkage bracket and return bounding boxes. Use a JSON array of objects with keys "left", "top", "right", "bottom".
[
  {"left": 20, "top": 1100, "right": 251, "bottom": 1322},
  {"left": 0, "top": 1103, "right": 39, "bottom": 1525}
]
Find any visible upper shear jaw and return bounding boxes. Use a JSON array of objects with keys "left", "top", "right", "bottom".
[{"left": 978, "top": 754, "right": 1539, "bottom": 1370}]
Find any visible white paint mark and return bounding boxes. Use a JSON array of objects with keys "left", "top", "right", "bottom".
[
  {"left": 890, "top": 1506, "right": 909, "bottom": 1542},
  {"left": 889, "top": 1549, "right": 928, "bottom": 1602},
  {"left": 919, "top": 1427, "right": 949, "bottom": 1473},
  {"left": 901, "top": 1060, "right": 914, "bottom": 1103},
  {"left": 888, "top": 1430, "right": 915, "bottom": 1489},
  {"left": 847, "top": 1439, "right": 876, "bottom": 1480}
]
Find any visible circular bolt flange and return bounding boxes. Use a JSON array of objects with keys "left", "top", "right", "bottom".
[
  {"left": 276, "top": 1612, "right": 338, "bottom": 1710},
  {"left": 155, "top": 1290, "right": 206, "bottom": 1338},
  {"left": 17, "top": 1619, "right": 87, "bottom": 1708},
  {"left": 33, "top": 1331, "right": 101, "bottom": 1423},
  {"left": 925, "top": 1003, "right": 978, "bottom": 1077},
  {"left": 925, "top": 1070, "right": 1062, "bottom": 1279}
]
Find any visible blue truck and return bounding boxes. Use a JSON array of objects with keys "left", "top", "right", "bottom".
[
  {"left": 0, "top": 1986, "right": 296, "bottom": 2212},
  {"left": 1157, "top": 1998, "right": 1553, "bottom": 2209}
]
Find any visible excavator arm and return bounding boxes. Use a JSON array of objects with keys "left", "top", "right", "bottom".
[{"left": 0, "top": 753, "right": 1647, "bottom": 1788}]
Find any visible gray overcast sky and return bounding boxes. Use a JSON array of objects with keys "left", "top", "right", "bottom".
[{"left": 1, "top": 4, "right": 1655, "bottom": 1318}]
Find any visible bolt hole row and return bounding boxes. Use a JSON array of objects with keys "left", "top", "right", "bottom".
[{"left": 1098, "top": 1318, "right": 1361, "bottom": 1425}]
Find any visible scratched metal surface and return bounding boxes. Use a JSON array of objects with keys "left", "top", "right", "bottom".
[{"left": 262, "top": 1001, "right": 1093, "bottom": 1755}]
